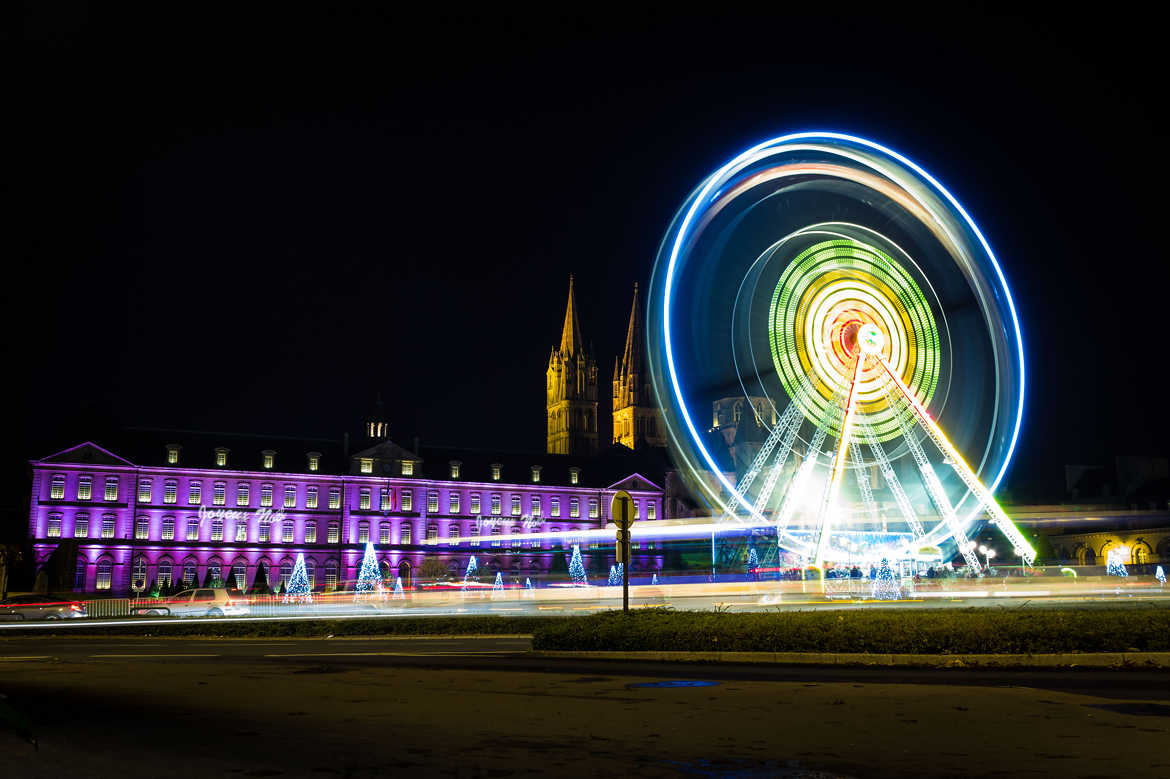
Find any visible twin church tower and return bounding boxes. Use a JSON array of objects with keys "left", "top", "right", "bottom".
[{"left": 546, "top": 276, "right": 666, "bottom": 455}]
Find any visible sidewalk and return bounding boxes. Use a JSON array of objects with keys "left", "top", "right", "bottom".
[{"left": 534, "top": 649, "right": 1170, "bottom": 668}]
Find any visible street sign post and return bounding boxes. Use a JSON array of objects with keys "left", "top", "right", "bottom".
[{"left": 610, "top": 490, "right": 634, "bottom": 613}]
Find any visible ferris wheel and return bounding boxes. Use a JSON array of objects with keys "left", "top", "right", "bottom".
[{"left": 646, "top": 133, "right": 1035, "bottom": 571}]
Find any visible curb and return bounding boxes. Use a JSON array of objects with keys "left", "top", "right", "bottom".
[{"left": 530, "top": 650, "right": 1170, "bottom": 669}]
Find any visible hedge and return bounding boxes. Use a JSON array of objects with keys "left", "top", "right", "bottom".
[{"left": 529, "top": 607, "right": 1170, "bottom": 654}]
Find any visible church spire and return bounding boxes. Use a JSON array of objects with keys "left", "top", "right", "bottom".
[
  {"left": 559, "top": 274, "right": 584, "bottom": 357},
  {"left": 612, "top": 282, "right": 665, "bottom": 450},
  {"left": 618, "top": 282, "right": 644, "bottom": 390}
]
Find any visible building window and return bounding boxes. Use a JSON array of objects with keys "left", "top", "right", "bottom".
[
  {"left": 448, "top": 524, "right": 460, "bottom": 543},
  {"left": 400, "top": 524, "right": 412, "bottom": 545},
  {"left": 325, "top": 560, "right": 338, "bottom": 589},
  {"left": 96, "top": 559, "right": 113, "bottom": 590},
  {"left": 73, "top": 556, "right": 87, "bottom": 589},
  {"left": 188, "top": 482, "right": 201, "bottom": 505},
  {"left": 235, "top": 521, "right": 247, "bottom": 542},
  {"left": 282, "top": 520, "right": 294, "bottom": 543},
  {"left": 551, "top": 497, "right": 560, "bottom": 517},
  {"left": 427, "top": 492, "right": 439, "bottom": 514},
  {"left": 379, "top": 522, "right": 390, "bottom": 544},
  {"left": 75, "top": 515, "right": 90, "bottom": 538},
  {"left": 634, "top": 502, "right": 640, "bottom": 520},
  {"left": 470, "top": 494, "right": 481, "bottom": 515},
  {"left": 307, "top": 453, "right": 321, "bottom": 472},
  {"left": 215, "top": 448, "right": 228, "bottom": 467},
  {"left": 359, "top": 489, "right": 371, "bottom": 510},
  {"left": 569, "top": 467, "right": 580, "bottom": 485},
  {"left": 491, "top": 495, "right": 501, "bottom": 515},
  {"left": 327, "top": 521, "right": 340, "bottom": 544},
  {"left": 401, "top": 461, "right": 414, "bottom": 476},
  {"left": 161, "top": 516, "right": 175, "bottom": 541},
  {"left": 401, "top": 490, "right": 413, "bottom": 512},
  {"left": 450, "top": 461, "right": 461, "bottom": 478},
  {"left": 137, "top": 480, "right": 151, "bottom": 503},
  {"left": 260, "top": 484, "right": 273, "bottom": 507},
  {"left": 237, "top": 483, "right": 250, "bottom": 507},
  {"left": 491, "top": 528, "right": 501, "bottom": 547},
  {"left": 186, "top": 519, "right": 200, "bottom": 541},
  {"left": 380, "top": 488, "right": 391, "bottom": 511},
  {"left": 511, "top": 496, "right": 521, "bottom": 516},
  {"left": 358, "top": 521, "right": 369, "bottom": 544},
  {"left": 50, "top": 475, "right": 66, "bottom": 500},
  {"left": 426, "top": 524, "right": 438, "bottom": 541},
  {"left": 258, "top": 521, "right": 271, "bottom": 543},
  {"left": 360, "top": 458, "right": 373, "bottom": 474},
  {"left": 531, "top": 498, "right": 542, "bottom": 518},
  {"left": 164, "top": 481, "right": 177, "bottom": 504},
  {"left": 156, "top": 559, "right": 173, "bottom": 588},
  {"left": 134, "top": 516, "right": 148, "bottom": 539},
  {"left": 132, "top": 557, "right": 148, "bottom": 590},
  {"left": 305, "top": 559, "right": 316, "bottom": 588},
  {"left": 213, "top": 483, "right": 226, "bottom": 506},
  {"left": 77, "top": 477, "right": 92, "bottom": 501},
  {"left": 262, "top": 450, "right": 275, "bottom": 470},
  {"left": 510, "top": 528, "right": 521, "bottom": 548},
  {"left": 100, "top": 515, "right": 115, "bottom": 539},
  {"left": 307, "top": 486, "right": 318, "bottom": 509},
  {"left": 47, "top": 514, "right": 62, "bottom": 538},
  {"left": 166, "top": 445, "right": 180, "bottom": 465},
  {"left": 305, "top": 521, "right": 316, "bottom": 543},
  {"left": 570, "top": 497, "right": 580, "bottom": 518},
  {"left": 449, "top": 493, "right": 460, "bottom": 514},
  {"left": 211, "top": 519, "right": 224, "bottom": 541},
  {"left": 284, "top": 485, "right": 297, "bottom": 509},
  {"left": 232, "top": 562, "right": 246, "bottom": 590},
  {"left": 490, "top": 463, "right": 501, "bottom": 481},
  {"left": 104, "top": 477, "right": 119, "bottom": 502},
  {"left": 531, "top": 466, "right": 542, "bottom": 483},
  {"left": 329, "top": 487, "right": 341, "bottom": 510},
  {"left": 647, "top": 502, "right": 656, "bottom": 520},
  {"left": 589, "top": 498, "right": 599, "bottom": 518},
  {"left": 182, "top": 560, "right": 197, "bottom": 586}
]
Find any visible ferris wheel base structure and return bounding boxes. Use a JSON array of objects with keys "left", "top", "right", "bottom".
[{"left": 646, "top": 132, "right": 1036, "bottom": 574}]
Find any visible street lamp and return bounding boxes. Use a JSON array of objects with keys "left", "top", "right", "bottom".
[{"left": 978, "top": 545, "right": 996, "bottom": 571}]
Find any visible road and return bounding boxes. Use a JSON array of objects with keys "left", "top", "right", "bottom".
[{"left": 2, "top": 635, "right": 1169, "bottom": 777}]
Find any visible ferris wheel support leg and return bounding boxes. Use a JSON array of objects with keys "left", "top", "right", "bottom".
[
  {"left": 849, "top": 439, "right": 881, "bottom": 528},
  {"left": 878, "top": 358, "right": 1036, "bottom": 566},
  {"left": 859, "top": 422, "right": 926, "bottom": 540},
  {"left": 813, "top": 355, "right": 865, "bottom": 568}
]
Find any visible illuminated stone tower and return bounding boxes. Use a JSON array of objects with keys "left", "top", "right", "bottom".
[
  {"left": 547, "top": 276, "right": 599, "bottom": 455},
  {"left": 612, "top": 283, "right": 666, "bottom": 449}
]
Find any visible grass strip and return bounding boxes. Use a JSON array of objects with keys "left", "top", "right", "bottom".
[{"left": 530, "top": 607, "right": 1170, "bottom": 654}]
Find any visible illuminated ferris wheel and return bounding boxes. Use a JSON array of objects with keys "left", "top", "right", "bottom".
[{"left": 646, "top": 133, "right": 1035, "bottom": 570}]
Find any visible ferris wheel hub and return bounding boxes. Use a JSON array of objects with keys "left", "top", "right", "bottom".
[{"left": 856, "top": 323, "right": 884, "bottom": 355}]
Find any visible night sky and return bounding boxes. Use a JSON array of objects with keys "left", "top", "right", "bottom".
[{"left": 6, "top": 5, "right": 1166, "bottom": 508}]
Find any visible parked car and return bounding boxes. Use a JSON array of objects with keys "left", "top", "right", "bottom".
[
  {"left": 134, "top": 588, "right": 248, "bottom": 618},
  {"left": 0, "top": 594, "right": 87, "bottom": 621}
]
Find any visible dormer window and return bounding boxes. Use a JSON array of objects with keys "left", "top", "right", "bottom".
[
  {"left": 449, "top": 460, "right": 462, "bottom": 479},
  {"left": 569, "top": 467, "right": 580, "bottom": 486},
  {"left": 360, "top": 458, "right": 374, "bottom": 474},
  {"left": 490, "top": 463, "right": 502, "bottom": 481},
  {"left": 166, "top": 444, "right": 181, "bottom": 465},
  {"left": 531, "top": 465, "right": 542, "bottom": 483},
  {"left": 401, "top": 460, "right": 414, "bottom": 476},
  {"left": 262, "top": 450, "right": 275, "bottom": 470},
  {"left": 215, "top": 447, "right": 229, "bottom": 467},
  {"left": 307, "top": 452, "right": 321, "bottom": 472}
]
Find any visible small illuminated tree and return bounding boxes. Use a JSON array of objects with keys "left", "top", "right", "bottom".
[
  {"left": 870, "top": 558, "right": 899, "bottom": 600},
  {"left": 354, "top": 542, "right": 382, "bottom": 599},
  {"left": 462, "top": 555, "right": 479, "bottom": 592},
  {"left": 283, "top": 553, "right": 312, "bottom": 604},
  {"left": 568, "top": 545, "right": 588, "bottom": 586}
]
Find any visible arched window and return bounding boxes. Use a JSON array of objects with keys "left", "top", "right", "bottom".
[
  {"left": 135, "top": 516, "right": 149, "bottom": 539},
  {"left": 182, "top": 559, "right": 198, "bottom": 587},
  {"left": 279, "top": 560, "right": 293, "bottom": 588},
  {"left": 305, "top": 558, "right": 316, "bottom": 588},
  {"left": 74, "top": 555, "right": 87, "bottom": 589},
  {"left": 157, "top": 559, "right": 173, "bottom": 588},
  {"left": 324, "top": 559, "right": 339, "bottom": 590},
  {"left": 426, "top": 524, "right": 438, "bottom": 541},
  {"left": 231, "top": 560, "right": 247, "bottom": 590},
  {"left": 96, "top": 558, "right": 113, "bottom": 590},
  {"left": 131, "top": 556, "right": 147, "bottom": 590},
  {"left": 448, "top": 524, "right": 460, "bottom": 543}
]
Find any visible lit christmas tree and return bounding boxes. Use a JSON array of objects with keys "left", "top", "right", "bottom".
[
  {"left": 608, "top": 565, "right": 619, "bottom": 586},
  {"left": 524, "top": 577, "right": 534, "bottom": 590},
  {"left": 652, "top": 572, "right": 659, "bottom": 585},
  {"left": 283, "top": 553, "right": 312, "bottom": 604},
  {"left": 1106, "top": 548, "right": 1128, "bottom": 578},
  {"left": 870, "top": 558, "right": 900, "bottom": 600},
  {"left": 746, "top": 548, "right": 760, "bottom": 578},
  {"left": 568, "top": 545, "right": 588, "bottom": 586},
  {"left": 462, "top": 555, "right": 479, "bottom": 592},
  {"left": 392, "top": 576, "right": 405, "bottom": 600},
  {"left": 491, "top": 571, "right": 504, "bottom": 599},
  {"left": 1155, "top": 565, "right": 1165, "bottom": 587},
  {"left": 354, "top": 542, "right": 382, "bottom": 599}
]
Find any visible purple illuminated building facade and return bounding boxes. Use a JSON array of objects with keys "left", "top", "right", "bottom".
[{"left": 27, "top": 430, "right": 667, "bottom": 595}]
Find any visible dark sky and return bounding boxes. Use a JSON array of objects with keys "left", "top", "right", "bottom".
[{"left": 5, "top": 4, "right": 1166, "bottom": 505}]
